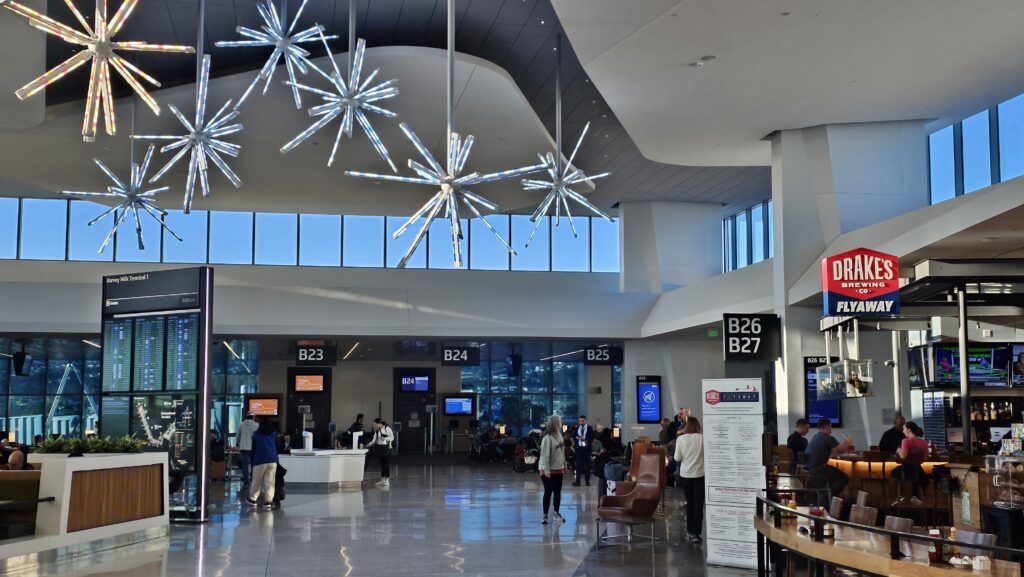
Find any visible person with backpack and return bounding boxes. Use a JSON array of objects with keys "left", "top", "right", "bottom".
[
  {"left": 365, "top": 418, "right": 394, "bottom": 487},
  {"left": 246, "top": 418, "right": 279, "bottom": 510}
]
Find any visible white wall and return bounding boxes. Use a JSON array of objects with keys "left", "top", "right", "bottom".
[
  {"left": 585, "top": 365, "right": 613, "bottom": 428},
  {"left": 0, "top": 261, "right": 656, "bottom": 338},
  {"left": 620, "top": 201, "right": 723, "bottom": 293},
  {"left": 622, "top": 339, "right": 725, "bottom": 441},
  {"left": 258, "top": 359, "right": 463, "bottom": 425}
]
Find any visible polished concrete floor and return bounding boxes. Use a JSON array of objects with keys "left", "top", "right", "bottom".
[{"left": 11, "top": 461, "right": 751, "bottom": 577}]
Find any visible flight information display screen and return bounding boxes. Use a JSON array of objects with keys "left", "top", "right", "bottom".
[
  {"left": 102, "top": 319, "right": 132, "bottom": 392},
  {"left": 133, "top": 316, "right": 165, "bottom": 391},
  {"left": 100, "top": 395, "right": 131, "bottom": 437},
  {"left": 166, "top": 314, "right": 199, "bottom": 391}
]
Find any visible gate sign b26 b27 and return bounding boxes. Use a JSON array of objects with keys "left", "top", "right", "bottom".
[
  {"left": 722, "top": 314, "right": 781, "bottom": 362},
  {"left": 821, "top": 248, "right": 900, "bottom": 316}
]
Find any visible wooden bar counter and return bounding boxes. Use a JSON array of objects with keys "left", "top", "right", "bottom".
[
  {"left": 755, "top": 515, "right": 1020, "bottom": 577},
  {"left": 828, "top": 454, "right": 948, "bottom": 507}
]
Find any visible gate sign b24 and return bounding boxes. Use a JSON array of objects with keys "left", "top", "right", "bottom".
[{"left": 821, "top": 248, "right": 900, "bottom": 316}]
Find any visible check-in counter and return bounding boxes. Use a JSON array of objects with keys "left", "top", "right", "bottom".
[{"left": 278, "top": 449, "right": 368, "bottom": 491}]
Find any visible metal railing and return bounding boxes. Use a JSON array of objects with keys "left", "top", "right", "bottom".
[{"left": 756, "top": 491, "right": 1024, "bottom": 577}]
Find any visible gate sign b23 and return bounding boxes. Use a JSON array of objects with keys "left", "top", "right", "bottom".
[{"left": 821, "top": 248, "right": 900, "bottom": 316}]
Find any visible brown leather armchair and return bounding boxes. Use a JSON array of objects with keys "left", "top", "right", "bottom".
[
  {"left": 615, "top": 445, "right": 665, "bottom": 495},
  {"left": 599, "top": 453, "right": 665, "bottom": 518}
]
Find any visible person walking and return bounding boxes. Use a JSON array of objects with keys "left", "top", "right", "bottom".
[
  {"left": 237, "top": 412, "right": 258, "bottom": 486},
  {"left": 246, "top": 419, "right": 279, "bottom": 510},
  {"left": 539, "top": 415, "right": 568, "bottom": 525},
  {"left": 366, "top": 418, "right": 394, "bottom": 487},
  {"left": 674, "top": 416, "right": 706, "bottom": 543},
  {"left": 572, "top": 415, "right": 595, "bottom": 487}
]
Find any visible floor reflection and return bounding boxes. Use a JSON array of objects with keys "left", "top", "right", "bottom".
[{"left": 10, "top": 461, "right": 743, "bottom": 577}]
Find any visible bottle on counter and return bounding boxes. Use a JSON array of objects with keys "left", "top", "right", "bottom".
[
  {"left": 950, "top": 527, "right": 959, "bottom": 556},
  {"left": 928, "top": 529, "right": 942, "bottom": 562}
]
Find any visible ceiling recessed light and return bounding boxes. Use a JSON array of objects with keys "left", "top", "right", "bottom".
[{"left": 540, "top": 20, "right": 545, "bottom": 24}]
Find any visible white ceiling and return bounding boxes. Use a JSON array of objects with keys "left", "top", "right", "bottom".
[
  {"left": 0, "top": 46, "right": 576, "bottom": 215},
  {"left": 552, "top": 0, "right": 1024, "bottom": 166}
]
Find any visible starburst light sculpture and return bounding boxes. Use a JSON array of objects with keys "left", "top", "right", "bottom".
[
  {"left": 133, "top": 55, "right": 243, "bottom": 213},
  {"left": 346, "top": 123, "right": 545, "bottom": 268},
  {"left": 0, "top": 0, "right": 194, "bottom": 142},
  {"left": 522, "top": 122, "right": 613, "bottom": 246},
  {"left": 281, "top": 31, "right": 399, "bottom": 171},
  {"left": 61, "top": 144, "right": 181, "bottom": 253},
  {"left": 215, "top": 0, "right": 336, "bottom": 109}
]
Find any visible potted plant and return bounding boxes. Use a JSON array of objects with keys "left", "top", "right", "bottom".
[{"left": 35, "top": 435, "right": 145, "bottom": 455}]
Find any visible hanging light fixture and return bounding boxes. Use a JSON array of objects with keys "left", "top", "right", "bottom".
[
  {"left": 214, "top": 0, "right": 336, "bottom": 109},
  {"left": 134, "top": 0, "right": 243, "bottom": 213},
  {"left": 281, "top": 0, "right": 399, "bottom": 171},
  {"left": 1, "top": 0, "right": 194, "bottom": 142},
  {"left": 522, "top": 34, "right": 613, "bottom": 247},
  {"left": 61, "top": 144, "right": 181, "bottom": 253},
  {"left": 345, "top": 0, "right": 545, "bottom": 268}
]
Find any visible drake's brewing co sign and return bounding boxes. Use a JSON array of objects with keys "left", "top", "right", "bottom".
[{"left": 822, "top": 248, "right": 900, "bottom": 316}]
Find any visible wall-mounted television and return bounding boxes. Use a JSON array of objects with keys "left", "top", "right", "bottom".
[
  {"left": 444, "top": 396, "right": 474, "bottom": 416},
  {"left": 400, "top": 375, "right": 431, "bottom": 392},
  {"left": 1012, "top": 344, "right": 1024, "bottom": 387},
  {"left": 295, "top": 374, "right": 324, "bottom": 392},
  {"left": 934, "top": 344, "right": 1009, "bottom": 386},
  {"left": 246, "top": 397, "right": 280, "bottom": 416}
]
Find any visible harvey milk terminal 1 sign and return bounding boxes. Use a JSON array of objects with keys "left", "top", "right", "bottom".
[{"left": 822, "top": 248, "right": 900, "bottom": 316}]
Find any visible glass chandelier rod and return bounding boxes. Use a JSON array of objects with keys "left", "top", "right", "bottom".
[
  {"left": 349, "top": 0, "right": 356, "bottom": 71},
  {"left": 447, "top": 0, "right": 454, "bottom": 151},
  {"left": 555, "top": 32, "right": 562, "bottom": 176}
]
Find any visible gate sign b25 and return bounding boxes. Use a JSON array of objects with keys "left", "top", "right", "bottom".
[
  {"left": 821, "top": 248, "right": 900, "bottom": 316},
  {"left": 723, "top": 314, "right": 781, "bottom": 362}
]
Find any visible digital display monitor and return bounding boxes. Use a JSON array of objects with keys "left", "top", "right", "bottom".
[
  {"left": 165, "top": 313, "right": 198, "bottom": 391},
  {"left": 934, "top": 344, "right": 1009, "bottom": 386},
  {"left": 248, "top": 397, "right": 279, "bottom": 416},
  {"left": 907, "top": 347, "right": 925, "bottom": 388},
  {"left": 805, "top": 357, "right": 841, "bottom": 427},
  {"left": 133, "top": 316, "right": 165, "bottom": 391},
  {"left": 295, "top": 375, "right": 324, "bottom": 392},
  {"left": 636, "top": 377, "right": 661, "bottom": 423},
  {"left": 132, "top": 394, "right": 197, "bottom": 473},
  {"left": 1012, "top": 344, "right": 1024, "bottom": 386},
  {"left": 100, "top": 395, "right": 130, "bottom": 437},
  {"left": 102, "top": 318, "right": 132, "bottom": 392},
  {"left": 444, "top": 397, "right": 474, "bottom": 416},
  {"left": 401, "top": 375, "right": 430, "bottom": 392}
]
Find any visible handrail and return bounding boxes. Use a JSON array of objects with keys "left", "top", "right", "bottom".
[
  {"left": 756, "top": 493, "right": 1024, "bottom": 562},
  {"left": 0, "top": 496, "right": 55, "bottom": 510}
]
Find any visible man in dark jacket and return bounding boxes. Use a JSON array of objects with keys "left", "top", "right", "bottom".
[{"left": 572, "top": 416, "right": 596, "bottom": 487}]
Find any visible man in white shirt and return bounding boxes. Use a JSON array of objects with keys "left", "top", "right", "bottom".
[{"left": 237, "top": 413, "right": 259, "bottom": 486}]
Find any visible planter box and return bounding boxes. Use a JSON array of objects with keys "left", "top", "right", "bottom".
[{"left": 0, "top": 452, "right": 169, "bottom": 566}]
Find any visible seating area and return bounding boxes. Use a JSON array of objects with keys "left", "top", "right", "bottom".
[
  {"left": 596, "top": 452, "right": 666, "bottom": 547},
  {"left": 0, "top": 470, "right": 43, "bottom": 540}
]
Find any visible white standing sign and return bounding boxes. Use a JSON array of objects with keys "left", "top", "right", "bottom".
[{"left": 702, "top": 378, "right": 765, "bottom": 570}]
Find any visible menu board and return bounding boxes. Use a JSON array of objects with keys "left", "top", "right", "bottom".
[
  {"left": 133, "top": 316, "right": 165, "bottom": 391},
  {"left": 166, "top": 314, "right": 199, "bottom": 391},
  {"left": 102, "top": 319, "right": 132, "bottom": 392},
  {"left": 702, "top": 378, "right": 764, "bottom": 570}
]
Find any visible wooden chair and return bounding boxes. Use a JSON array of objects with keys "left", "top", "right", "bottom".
[
  {"left": 856, "top": 490, "right": 869, "bottom": 507},
  {"left": 849, "top": 504, "right": 878, "bottom": 526},
  {"left": 883, "top": 515, "right": 912, "bottom": 533},
  {"left": 958, "top": 530, "right": 997, "bottom": 556},
  {"left": 829, "top": 496, "right": 844, "bottom": 520}
]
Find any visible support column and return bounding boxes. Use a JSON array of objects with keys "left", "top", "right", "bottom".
[
  {"left": 619, "top": 201, "right": 723, "bottom": 293},
  {"left": 770, "top": 120, "right": 928, "bottom": 438}
]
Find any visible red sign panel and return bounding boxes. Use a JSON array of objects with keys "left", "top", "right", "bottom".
[{"left": 821, "top": 248, "right": 900, "bottom": 316}]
